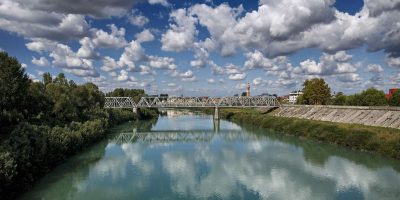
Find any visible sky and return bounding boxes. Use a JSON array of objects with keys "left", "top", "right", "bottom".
[{"left": 0, "top": 0, "right": 399, "bottom": 97}]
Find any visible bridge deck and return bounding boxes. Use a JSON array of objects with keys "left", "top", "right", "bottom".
[{"left": 104, "top": 96, "right": 279, "bottom": 108}]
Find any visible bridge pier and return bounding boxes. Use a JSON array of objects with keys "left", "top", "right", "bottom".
[
  {"left": 214, "top": 106, "right": 219, "bottom": 120},
  {"left": 132, "top": 107, "right": 137, "bottom": 114},
  {"left": 213, "top": 118, "right": 220, "bottom": 133}
]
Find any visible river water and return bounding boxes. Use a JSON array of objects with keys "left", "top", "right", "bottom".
[{"left": 19, "top": 110, "right": 400, "bottom": 200}]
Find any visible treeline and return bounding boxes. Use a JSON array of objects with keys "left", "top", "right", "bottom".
[
  {"left": 0, "top": 52, "right": 157, "bottom": 199},
  {"left": 296, "top": 78, "right": 397, "bottom": 106}
]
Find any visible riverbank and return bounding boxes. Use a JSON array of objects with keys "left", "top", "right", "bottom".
[
  {"left": 216, "top": 108, "right": 400, "bottom": 159},
  {"left": 0, "top": 108, "right": 158, "bottom": 200}
]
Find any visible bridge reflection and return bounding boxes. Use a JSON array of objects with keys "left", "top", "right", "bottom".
[{"left": 111, "top": 129, "right": 264, "bottom": 144}]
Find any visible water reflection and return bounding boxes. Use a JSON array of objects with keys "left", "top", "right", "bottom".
[{"left": 19, "top": 112, "right": 400, "bottom": 200}]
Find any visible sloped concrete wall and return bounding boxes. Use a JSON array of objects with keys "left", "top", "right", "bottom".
[{"left": 271, "top": 105, "right": 400, "bottom": 129}]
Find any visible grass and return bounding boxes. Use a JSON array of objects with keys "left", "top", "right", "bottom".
[{"left": 217, "top": 108, "right": 400, "bottom": 159}]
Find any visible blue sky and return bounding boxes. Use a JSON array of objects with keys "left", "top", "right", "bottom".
[{"left": 0, "top": 0, "right": 399, "bottom": 96}]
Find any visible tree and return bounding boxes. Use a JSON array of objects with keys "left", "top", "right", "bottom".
[
  {"left": 301, "top": 78, "right": 331, "bottom": 105},
  {"left": 0, "top": 52, "right": 30, "bottom": 133},
  {"left": 389, "top": 90, "right": 400, "bottom": 107},
  {"left": 332, "top": 92, "right": 347, "bottom": 105},
  {"left": 358, "top": 88, "right": 387, "bottom": 106},
  {"left": 42, "top": 73, "right": 52, "bottom": 85}
]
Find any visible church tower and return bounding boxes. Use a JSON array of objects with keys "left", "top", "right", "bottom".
[{"left": 246, "top": 82, "right": 250, "bottom": 97}]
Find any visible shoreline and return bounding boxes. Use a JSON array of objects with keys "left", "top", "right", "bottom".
[{"left": 215, "top": 108, "right": 400, "bottom": 160}]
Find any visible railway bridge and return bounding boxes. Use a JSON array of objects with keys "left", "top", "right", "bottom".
[{"left": 104, "top": 96, "right": 279, "bottom": 119}]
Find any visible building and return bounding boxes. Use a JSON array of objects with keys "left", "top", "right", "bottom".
[
  {"left": 246, "top": 82, "right": 251, "bottom": 97},
  {"left": 387, "top": 88, "right": 398, "bottom": 99},
  {"left": 289, "top": 90, "right": 303, "bottom": 104}
]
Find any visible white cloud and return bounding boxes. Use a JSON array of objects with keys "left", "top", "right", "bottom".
[
  {"left": 367, "top": 64, "right": 384, "bottom": 73},
  {"left": 161, "top": 8, "right": 197, "bottom": 52},
  {"left": 76, "top": 37, "right": 99, "bottom": 59},
  {"left": 235, "top": 83, "right": 246, "bottom": 90},
  {"left": 139, "top": 65, "right": 155, "bottom": 75},
  {"left": 180, "top": 70, "right": 196, "bottom": 82},
  {"left": 128, "top": 9, "right": 150, "bottom": 27},
  {"left": 47, "top": 43, "right": 99, "bottom": 77},
  {"left": 180, "top": 70, "right": 194, "bottom": 78},
  {"left": 0, "top": 1, "right": 89, "bottom": 41},
  {"left": 228, "top": 73, "right": 246, "bottom": 81},
  {"left": 116, "top": 69, "right": 129, "bottom": 81},
  {"left": 13, "top": 0, "right": 140, "bottom": 18},
  {"left": 135, "top": 29, "right": 155, "bottom": 43},
  {"left": 337, "top": 73, "right": 362, "bottom": 83},
  {"left": 92, "top": 24, "right": 127, "bottom": 48},
  {"left": 148, "top": 0, "right": 169, "bottom": 7},
  {"left": 386, "top": 56, "right": 400, "bottom": 68},
  {"left": 299, "top": 51, "right": 357, "bottom": 75},
  {"left": 253, "top": 77, "right": 262, "bottom": 85},
  {"left": 32, "top": 56, "right": 49, "bottom": 67},
  {"left": 167, "top": 83, "right": 177, "bottom": 87},
  {"left": 100, "top": 56, "right": 120, "bottom": 72},
  {"left": 148, "top": 56, "right": 177, "bottom": 70},
  {"left": 207, "top": 78, "right": 216, "bottom": 84},
  {"left": 118, "top": 40, "right": 146, "bottom": 71}
]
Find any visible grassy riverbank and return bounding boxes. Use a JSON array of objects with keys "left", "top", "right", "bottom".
[
  {"left": 217, "top": 108, "right": 400, "bottom": 159},
  {"left": 0, "top": 109, "right": 158, "bottom": 199}
]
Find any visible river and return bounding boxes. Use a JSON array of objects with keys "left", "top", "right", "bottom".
[{"left": 19, "top": 110, "right": 400, "bottom": 200}]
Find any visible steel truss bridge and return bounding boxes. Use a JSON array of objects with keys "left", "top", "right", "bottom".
[
  {"left": 111, "top": 130, "right": 264, "bottom": 144},
  {"left": 104, "top": 96, "right": 279, "bottom": 119}
]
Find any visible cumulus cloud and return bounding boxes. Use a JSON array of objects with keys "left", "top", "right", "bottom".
[
  {"left": 100, "top": 56, "right": 121, "bottom": 72},
  {"left": 135, "top": 29, "right": 155, "bottom": 43},
  {"left": 161, "top": 8, "right": 197, "bottom": 52},
  {"left": 207, "top": 78, "right": 216, "bottom": 84},
  {"left": 118, "top": 40, "right": 146, "bottom": 70},
  {"left": 92, "top": 24, "right": 127, "bottom": 48},
  {"left": 32, "top": 56, "right": 49, "bottom": 67},
  {"left": 253, "top": 77, "right": 262, "bottom": 85},
  {"left": 128, "top": 9, "right": 150, "bottom": 27},
  {"left": 299, "top": 51, "right": 357, "bottom": 75},
  {"left": 180, "top": 70, "right": 196, "bottom": 82},
  {"left": 0, "top": 3, "right": 89, "bottom": 41},
  {"left": 148, "top": 0, "right": 169, "bottom": 7},
  {"left": 13, "top": 0, "right": 140, "bottom": 18},
  {"left": 228, "top": 73, "right": 246, "bottom": 81},
  {"left": 148, "top": 56, "right": 177, "bottom": 70},
  {"left": 76, "top": 37, "right": 99, "bottom": 59}
]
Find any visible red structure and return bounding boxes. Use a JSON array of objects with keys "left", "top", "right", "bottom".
[{"left": 387, "top": 88, "right": 398, "bottom": 99}]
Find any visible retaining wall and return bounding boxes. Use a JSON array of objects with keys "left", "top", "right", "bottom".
[{"left": 269, "top": 105, "right": 400, "bottom": 129}]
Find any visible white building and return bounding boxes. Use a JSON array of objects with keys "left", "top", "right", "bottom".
[{"left": 289, "top": 90, "right": 303, "bottom": 104}]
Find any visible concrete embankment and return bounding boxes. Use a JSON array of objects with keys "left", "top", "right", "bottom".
[{"left": 270, "top": 105, "right": 400, "bottom": 129}]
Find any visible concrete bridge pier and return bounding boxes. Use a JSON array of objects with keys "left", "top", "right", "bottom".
[
  {"left": 214, "top": 106, "right": 219, "bottom": 120},
  {"left": 213, "top": 118, "right": 220, "bottom": 133},
  {"left": 132, "top": 107, "right": 137, "bottom": 114}
]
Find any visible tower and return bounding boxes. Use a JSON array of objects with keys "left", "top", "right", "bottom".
[{"left": 246, "top": 82, "right": 250, "bottom": 97}]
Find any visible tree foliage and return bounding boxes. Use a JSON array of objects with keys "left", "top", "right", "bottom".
[
  {"left": 301, "top": 78, "right": 331, "bottom": 105},
  {"left": 389, "top": 90, "right": 400, "bottom": 107},
  {"left": 0, "top": 52, "right": 158, "bottom": 199},
  {"left": 0, "top": 52, "right": 30, "bottom": 133}
]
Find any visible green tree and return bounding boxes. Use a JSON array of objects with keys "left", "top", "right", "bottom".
[
  {"left": 0, "top": 52, "right": 30, "bottom": 133},
  {"left": 301, "top": 78, "right": 331, "bottom": 105},
  {"left": 42, "top": 73, "right": 52, "bottom": 85},
  {"left": 389, "top": 90, "right": 400, "bottom": 107},
  {"left": 359, "top": 88, "right": 387, "bottom": 106},
  {"left": 332, "top": 92, "right": 347, "bottom": 105}
]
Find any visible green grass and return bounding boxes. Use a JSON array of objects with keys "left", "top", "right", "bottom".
[{"left": 218, "top": 108, "right": 400, "bottom": 159}]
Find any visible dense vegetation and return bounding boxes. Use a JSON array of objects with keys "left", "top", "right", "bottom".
[
  {"left": 296, "top": 78, "right": 392, "bottom": 106},
  {"left": 0, "top": 52, "right": 158, "bottom": 199},
  {"left": 298, "top": 78, "right": 331, "bottom": 105},
  {"left": 217, "top": 108, "right": 400, "bottom": 159}
]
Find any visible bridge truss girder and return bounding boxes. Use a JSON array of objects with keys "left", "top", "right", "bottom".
[{"left": 104, "top": 96, "right": 279, "bottom": 109}]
